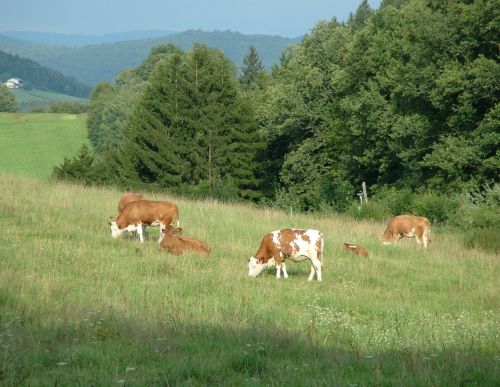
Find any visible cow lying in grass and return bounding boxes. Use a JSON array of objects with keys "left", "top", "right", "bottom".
[
  {"left": 341, "top": 242, "right": 368, "bottom": 257},
  {"left": 109, "top": 200, "right": 179, "bottom": 243},
  {"left": 380, "top": 215, "right": 431, "bottom": 249},
  {"left": 160, "top": 226, "right": 210, "bottom": 257},
  {"left": 248, "top": 229, "right": 324, "bottom": 282}
]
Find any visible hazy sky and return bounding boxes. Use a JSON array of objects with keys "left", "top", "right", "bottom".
[{"left": 1, "top": 0, "right": 381, "bottom": 37}]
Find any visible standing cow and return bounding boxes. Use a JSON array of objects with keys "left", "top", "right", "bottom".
[
  {"left": 109, "top": 200, "right": 179, "bottom": 243},
  {"left": 118, "top": 192, "right": 144, "bottom": 212},
  {"left": 380, "top": 215, "right": 431, "bottom": 249},
  {"left": 248, "top": 229, "right": 324, "bottom": 282}
]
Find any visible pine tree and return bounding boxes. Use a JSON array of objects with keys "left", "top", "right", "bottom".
[
  {"left": 239, "top": 45, "right": 265, "bottom": 86},
  {"left": 117, "top": 45, "right": 264, "bottom": 200},
  {"left": 117, "top": 53, "right": 193, "bottom": 189}
]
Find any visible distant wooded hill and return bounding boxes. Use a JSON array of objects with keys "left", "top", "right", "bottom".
[
  {"left": 0, "top": 50, "right": 91, "bottom": 98},
  {"left": 0, "top": 30, "right": 302, "bottom": 86},
  {"left": 0, "top": 30, "right": 177, "bottom": 46}
]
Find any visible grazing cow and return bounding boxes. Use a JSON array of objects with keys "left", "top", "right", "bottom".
[
  {"left": 118, "top": 192, "right": 144, "bottom": 212},
  {"left": 248, "top": 229, "right": 324, "bottom": 282},
  {"left": 109, "top": 200, "right": 179, "bottom": 243},
  {"left": 341, "top": 242, "right": 368, "bottom": 257},
  {"left": 160, "top": 226, "right": 210, "bottom": 257},
  {"left": 380, "top": 215, "right": 431, "bottom": 249}
]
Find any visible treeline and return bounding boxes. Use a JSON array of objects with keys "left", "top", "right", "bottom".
[
  {"left": 53, "top": 0, "right": 499, "bottom": 248},
  {"left": 0, "top": 50, "right": 91, "bottom": 97},
  {"left": 0, "top": 30, "right": 301, "bottom": 86}
]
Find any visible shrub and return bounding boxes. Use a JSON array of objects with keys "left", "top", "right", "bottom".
[
  {"left": 410, "top": 192, "right": 457, "bottom": 224},
  {"left": 375, "top": 187, "right": 414, "bottom": 215},
  {"left": 49, "top": 101, "right": 89, "bottom": 114},
  {"left": 51, "top": 145, "right": 94, "bottom": 185},
  {"left": 463, "top": 228, "right": 500, "bottom": 253},
  {"left": 345, "top": 200, "right": 388, "bottom": 221}
]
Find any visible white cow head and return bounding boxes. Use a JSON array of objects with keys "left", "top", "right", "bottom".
[
  {"left": 109, "top": 218, "right": 123, "bottom": 238},
  {"left": 248, "top": 256, "right": 275, "bottom": 277},
  {"left": 109, "top": 217, "right": 137, "bottom": 238}
]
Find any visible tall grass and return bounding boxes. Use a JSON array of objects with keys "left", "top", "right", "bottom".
[{"left": 0, "top": 173, "right": 498, "bottom": 385}]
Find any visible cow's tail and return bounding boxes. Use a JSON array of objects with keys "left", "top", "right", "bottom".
[
  {"left": 319, "top": 233, "right": 324, "bottom": 268},
  {"left": 171, "top": 208, "right": 180, "bottom": 228}
]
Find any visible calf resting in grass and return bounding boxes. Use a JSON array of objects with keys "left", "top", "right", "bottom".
[
  {"left": 341, "top": 242, "right": 368, "bottom": 257},
  {"left": 160, "top": 226, "right": 211, "bottom": 257}
]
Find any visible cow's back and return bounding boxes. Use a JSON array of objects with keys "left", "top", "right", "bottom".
[
  {"left": 118, "top": 192, "right": 144, "bottom": 212},
  {"left": 383, "top": 215, "right": 430, "bottom": 238},
  {"left": 118, "top": 200, "right": 178, "bottom": 226},
  {"left": 278, "top": 229, "right": 323, "bottom": 259}
]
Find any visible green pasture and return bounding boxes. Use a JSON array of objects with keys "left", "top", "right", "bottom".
[
  {"left": 0, "top": 173, "right": 498, "bottom": 385},
  {"left": 12, "top": 89, "right": 88, "bottom": 104},
  {"left": 0, "top": 113, "right": 88, "bottom": 179}
]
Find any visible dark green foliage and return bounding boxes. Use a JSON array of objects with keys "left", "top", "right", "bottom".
[
  {"left": 117, "top": 44, "right": 265, "bottom": 201},
  {"left": 256, "top": 0, "right": 499, "bottom": 212},
  {"left": 348, "top": 0, "right": 375, "bottom": 30},
  {"left": 86, "top": 45, "right": 182, "bottom": 157},
  {"left": 239, "top": 45, "right": 265, "bottom": 86},
  {"left": 0, "top": 84, "right": 16, "bottom": 112},
  {"left": 49, "top": 101, "right": 89, "bottom": 114},
  {"left": 0, "top": 50, "right": 90, "bottom": 97},
  {"left": 51, "top": 145, "right": 95, "bottom": 185}
]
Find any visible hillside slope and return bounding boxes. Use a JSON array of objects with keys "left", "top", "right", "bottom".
[
  {"left": 0, "top": 173, "right": 497, "bottom": 385},
  {"left": 0, "top": 30, "right": 302, "bottom": 85},
  {"left": 0, "top": 113, "right": 88, "bottom": 178},
  {"left": 0, "top": 50, "right": 91, "bottom": 97}
]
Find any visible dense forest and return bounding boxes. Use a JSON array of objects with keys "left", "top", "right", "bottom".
[
  {"left": 0, "top": 50, "right": 91, "bottom": 97},
  {"left": 0, "top": 30, "right": 301, "bottom": 86},
  {"left": 54, "top": 0, "right": 499, "bottom": 245}
]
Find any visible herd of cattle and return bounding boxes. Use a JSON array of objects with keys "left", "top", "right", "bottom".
[{"left": 109, "top": 193, "right": 431, "bottom": 282}]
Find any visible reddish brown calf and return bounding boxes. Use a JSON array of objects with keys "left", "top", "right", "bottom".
[
  {"left": 341, "top": 242, "right": 368, "bottom": 257},
  {"left": 160, "top": 226, "right": 210, "bottom": 257}
]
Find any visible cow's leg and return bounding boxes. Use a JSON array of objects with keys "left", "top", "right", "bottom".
[
  {"left": 281, "top": 261, "right": 288, "bottom": 279},
  {"left": 136, "top": 224, "right": 144, "bottom": 243},
  {"left": 158, "top": 223, "right": 165, "bottom": 244},
  {"left": 422, "top": 230, "right": 429, "bottom": 249},
  {"left": 274, "top": 253, "right": 283, "bottom": 279},
  {"left": 415, "top": 227, "right": 423, "bottom": 249},
  {"left": 307, "top": 265, "right": 316, "bottom": 281},
  {"left": 308, "top": 256, "right": 322, "bottom": 282}
]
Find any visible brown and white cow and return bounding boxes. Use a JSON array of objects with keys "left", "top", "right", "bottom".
[
  {"left": 380, "top": 215, "right": 431, "bottom": 249},
  {"left": 118, "top": 192, "right": 144, "bottom": 213},
  {"left": 248, "top": 229, "right": 324, "bottom": 282},
  {"left": 109, "top": 200, "right": 179, "bottom": 243},
  {"left": 160, "top": 226, "right": 211, "bottom": 257},
  {"left": 341, "top": 242, "right": 368, "bottom": 257}
]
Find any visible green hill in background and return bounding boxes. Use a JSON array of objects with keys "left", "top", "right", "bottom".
[
  {"left": 0, "top": 50, "right": 91, "bottom": 97},
  {"left": 13, "top": 88, "right": 88, "bottom": 112},
  {"left": 0, "top": 30, "right": 301, "bottom": 85},
  {"left": 0, "top": 30, "right": 177, "bottom": 46},
  {"left": 0, "top": 113, "right": 88, "bottom": 178}
]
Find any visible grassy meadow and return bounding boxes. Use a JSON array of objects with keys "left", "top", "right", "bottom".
[
  {"left": 13, "top": 89, "right": 89, "bottom": 113},
  {"left": 0, "top": 173, "right": 498, "bottom": 385},
  {"left": 0, "top": 113, "right": 88, "bottom": 179}
]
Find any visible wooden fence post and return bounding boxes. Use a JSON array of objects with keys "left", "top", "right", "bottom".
[{"left": 362, "top": 181, "right": 368, "bottom": 203}]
